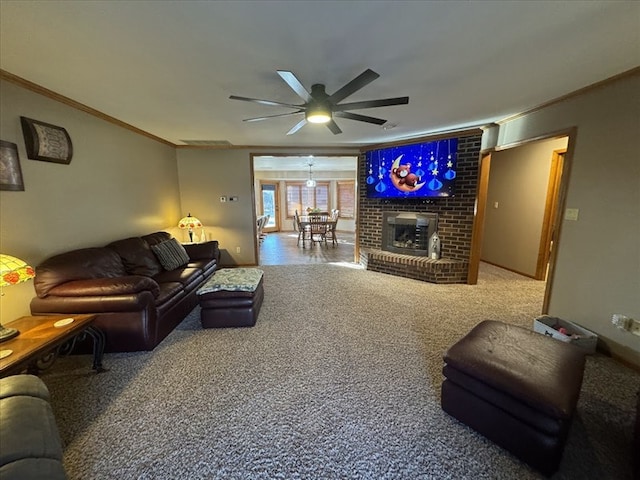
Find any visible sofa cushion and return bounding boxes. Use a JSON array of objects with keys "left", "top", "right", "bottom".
[
  {"left": 35, "top": 248, "right": 127, "bottom": 298},
  {"left": 107, "top": 237, "right": 163, "bottom": 277},
  {"left": 141, "top": 231, "right": 172, "bottom": 247},
  {"left": 183, "top": 241, "right": 218, "bottom": 260},
  {"left": 151, "top": 238, "right": 190, "bottom": 271},
  {"left": 153, "top": 267, "right": 202, "bottom": 288},
  {"left": 155, "top": 281, "right": 184, "bottom": 306}
]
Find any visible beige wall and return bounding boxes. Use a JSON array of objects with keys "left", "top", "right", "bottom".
[
  {"left": 0, "top": 80, "right": 180, "bottom": 324},
  {"left": 485, "top": 71, "right": 640, "bottom": 366},
  {"left": 482, "top": 137, "right": 568, "bottom": 276},
  {"left": 176, "top": 148, "right": 257, "bottom": 266}
]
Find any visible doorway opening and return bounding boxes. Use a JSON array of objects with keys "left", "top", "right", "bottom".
[
  {"left": 252, "top": 154, "right": 359, "bottom": 265},
  {"left": 469, "top": 130, "right": 575, "bottom": 313}
]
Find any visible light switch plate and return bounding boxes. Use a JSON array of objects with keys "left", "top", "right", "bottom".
[{"left": 564, "top": 208, "right": 579, "bottom": 221}]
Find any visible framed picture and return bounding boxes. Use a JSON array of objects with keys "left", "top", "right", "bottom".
[
  {"left": 20, "top": 116, "right": 73, "bottom": 164},
  {"left": 0, "top": 140, "right": 25, "bottom": 191}
]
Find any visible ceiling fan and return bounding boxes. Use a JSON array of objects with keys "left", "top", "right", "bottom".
[{"left": 229, "top": 69, "right": 409, "bottom": 135}]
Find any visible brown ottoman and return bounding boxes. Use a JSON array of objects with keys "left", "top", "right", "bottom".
[
  {"left": 196, "top": 268, "right": 264, "bottom": 328},
  {"left": 441, "top": 320, "right": 586, "bottom": 476}
]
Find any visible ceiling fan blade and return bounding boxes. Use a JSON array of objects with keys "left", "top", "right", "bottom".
[
  {"left": 277, "top": 71, "right": 312, "bottom": 103},
  {"left": 334, "top": 111, "right": 387, "bottom": 125},
  {"left": 286, "top": 118, "right": 307, "bottom": 135},
  {"left": 328, "top": 69, "right": 380, "bottom": 104},
  {"left": 243, "top": 111, "right": 304, "bottom": 122},
  {"left": 326, "top": 120, "right": 342, "bottom": 135},
  {"left": 229, "top": 95, "right": 302, "bottom": 109},
  {"left": 333, "top": 96, "right": 409, "bottom": 112}
]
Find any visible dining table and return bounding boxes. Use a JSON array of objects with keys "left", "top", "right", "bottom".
[{"left": 296, "top": 215, "right": 337, "bottom": 248}]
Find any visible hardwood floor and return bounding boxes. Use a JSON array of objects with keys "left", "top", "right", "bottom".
[{"left": 258, "top": 231, "right": 357, "bottom": 266}]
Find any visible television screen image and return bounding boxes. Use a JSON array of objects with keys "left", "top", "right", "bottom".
[{"left": 365, "top": 137, "right": 458, "bottom": 199}]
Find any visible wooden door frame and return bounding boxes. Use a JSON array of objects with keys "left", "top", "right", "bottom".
[
  {"left": 259, "top": 180, "right": 280, "bottom": 232},
  {"left": 535, "top": 149, "right": 565, "bottom": 280},
  {"left": 467, "top": 128, "right": 576, "bottom": 313}
]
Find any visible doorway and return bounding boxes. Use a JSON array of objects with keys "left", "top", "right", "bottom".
[
  {"left": 259, "top": 181, "right": 279, "bottom": 233},
  {"left": 252, "top": 154, "right": 359, "bottom": 265},
  {"left": 469, "top": 131, "right": 574, "bottom": 312}
]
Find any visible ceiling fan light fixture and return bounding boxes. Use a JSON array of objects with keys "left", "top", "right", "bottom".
[
  {"left": 230, "top": 69, "right": 409, "bottom": 135},
  {"left": 306, "top": 103, "right": 331, "bottom": 124}
]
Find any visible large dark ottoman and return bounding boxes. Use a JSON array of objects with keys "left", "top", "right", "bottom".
[
  {"left": 441, "top": 320, "right": 586, "bottom": 476},
  {"left": 197, "top": 268, "right": 264, "bottom": 328}
]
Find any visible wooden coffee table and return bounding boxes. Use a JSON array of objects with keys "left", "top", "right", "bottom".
[{"left": 0, "top": 314, "right": 105, "bottom": 378}]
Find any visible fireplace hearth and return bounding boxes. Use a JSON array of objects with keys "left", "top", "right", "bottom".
[{"left": 381, "top": 211, "right": 438, "bottom": 256}]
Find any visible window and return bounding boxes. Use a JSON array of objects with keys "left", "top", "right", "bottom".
[
  {"left": 286, "top": 182, "right": 329, "bottom": 216},
  {"left": 337, "top": 181, "right": 355, "bottom": 218}
]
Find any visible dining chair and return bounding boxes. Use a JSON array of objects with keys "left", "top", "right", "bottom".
[
  {"left": 294, "top": 210, "right": 311, "bottom": 248},
  {"left": 308, "top": 213, "right": 328, "bottom": 246},
  {"left": 257, "top": 214, "right": 269, "bottom": 244},
  {"left": 326, "top": 211, "right": 339, "bottom": 246}
]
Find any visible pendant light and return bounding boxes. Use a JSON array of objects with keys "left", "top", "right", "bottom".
[{"left": 306, "top": 160, "right": 316, "bottom": 188}]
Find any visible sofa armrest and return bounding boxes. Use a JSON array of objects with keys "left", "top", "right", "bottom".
[
  {"left": 31, "top": 290, "right": 157, "bottom": 314},
  {"left": 0, "top": 375, "right": 67, "bottom": 480},
  {"left": 0, "top": 374, "right": 50, "bottom": 401},
  {"left": 183, "top": 241, "right": 220, "bottom": 261},
  {"left": 44, "top": 276, "right": 160, "bottom": 299}
]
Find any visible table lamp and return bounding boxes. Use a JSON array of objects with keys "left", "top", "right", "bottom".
[
  {"left": 0, "top": 254, "right": 36, "bottom": 342},
  {"left": 178, "top": 213, "right": 202, "bottom": 243}
]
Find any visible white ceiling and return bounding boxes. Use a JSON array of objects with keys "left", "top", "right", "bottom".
[{"left": 1, "top": 1, "right": 638, "bottom": 148}]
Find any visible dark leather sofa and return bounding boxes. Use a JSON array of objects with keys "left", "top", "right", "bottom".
[
  {"left": 30, "top": 232, "right": 219, "bottom": 352},
  {"left": 0, "top": 374, "right": 67, "bottom": 479}
]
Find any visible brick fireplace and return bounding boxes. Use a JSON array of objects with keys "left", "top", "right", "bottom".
[{"left": 358, "top": 131, "right": 482, "bottom": 284}]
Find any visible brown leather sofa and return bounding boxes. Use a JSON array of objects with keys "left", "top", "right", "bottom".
[{"left": 30, "top": 232, "right": 219, "bottom": 352}]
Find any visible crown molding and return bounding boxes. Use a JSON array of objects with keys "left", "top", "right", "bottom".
[
  {"left": 1, "top": 69, "right": 175, "bottom": 147},
  {"left": 497, "top": 66, "right": 640, "bottom": 125}
]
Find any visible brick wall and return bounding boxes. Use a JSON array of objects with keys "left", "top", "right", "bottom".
[{"left": 358, "top": 132, "right": 482, "bottom": 283}]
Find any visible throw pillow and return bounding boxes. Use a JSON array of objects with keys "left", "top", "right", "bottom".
[{"left": 151, "top": 238, "right": 190, "bottom": 271}]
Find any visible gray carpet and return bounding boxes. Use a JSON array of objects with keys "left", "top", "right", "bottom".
[{"left": 40, "top": 263, "right": 639, "bottom": 479}]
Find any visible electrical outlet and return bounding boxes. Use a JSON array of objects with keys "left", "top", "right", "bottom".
[
  {"left": 630, "top": 319, "right": 640, "bottom": 336},
  {"left": 235, "top": 246, "right": 241, "bottom": 254},
  {"left": 612, "top": 314, "right": 630, "bottom": 330}
]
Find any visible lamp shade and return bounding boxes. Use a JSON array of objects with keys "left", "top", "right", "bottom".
[
  {"left": 0, "top": 254, "right": 35, "bottom": 287},
  {"left": 305, "top": 103, "right": 331, "bottom": 124},
  {"left": 178, "top": 214, "right": 202, "bottom": 230}
]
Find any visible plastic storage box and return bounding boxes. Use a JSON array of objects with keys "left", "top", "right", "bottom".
[{"left": 533, "top": 315, "right": 598, "bottom": 354}]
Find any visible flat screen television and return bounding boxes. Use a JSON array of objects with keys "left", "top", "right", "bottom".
[{"left": 365, "top": 137, "right": 458, "bottom": 199}]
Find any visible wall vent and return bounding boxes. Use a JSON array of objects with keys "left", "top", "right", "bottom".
[{"left": 180, "top": 140, "right": 232, "bottom": 146}]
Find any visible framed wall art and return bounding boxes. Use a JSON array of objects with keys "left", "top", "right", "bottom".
[
  {"left": 20, "top": 116, "right": 73, "bottom": 164},
  {"left": 0, "top": 140, "right": 25, "bottom": 191}
]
